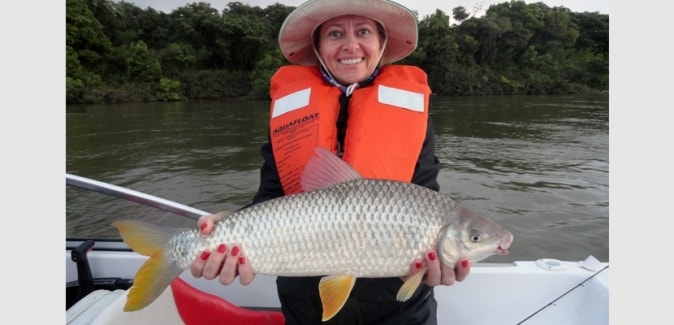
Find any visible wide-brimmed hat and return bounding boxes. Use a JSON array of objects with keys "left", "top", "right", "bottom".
[{"left": 278, "top": 0, "right": 418, "bottom": 66}]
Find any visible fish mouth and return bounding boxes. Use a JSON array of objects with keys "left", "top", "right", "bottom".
[{"left": 496, "top": 232, "right": 514, "bottom": 255}]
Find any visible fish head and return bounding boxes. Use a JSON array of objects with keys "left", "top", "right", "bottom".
[{"left": 437, "top": 205, "right": 514, "bottom": 266}]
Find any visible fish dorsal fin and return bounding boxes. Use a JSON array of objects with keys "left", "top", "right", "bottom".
[
  {"left": 396, "top": 267, "right": 426, "bottom": 302},
  {"left": 301, "top": 147, "right": 362, "bottom": 192},
  {"left": 318, "top": 275, "right": 357, "bottom": 322}
]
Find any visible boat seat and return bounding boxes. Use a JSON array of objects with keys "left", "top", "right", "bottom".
[{"left": 66, "top": 289, "right": 126, "bottom": 325}]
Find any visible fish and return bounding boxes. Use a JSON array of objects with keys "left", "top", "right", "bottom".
[{"left": 112, "top": 147, "right": 514, "bottom": 321}]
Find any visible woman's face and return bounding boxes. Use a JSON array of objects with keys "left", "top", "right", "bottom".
[{"left": 316, "top": 15, "right": 384, "bottom": 85}]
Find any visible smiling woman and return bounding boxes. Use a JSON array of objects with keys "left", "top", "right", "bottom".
[{"left": 183, "top": 0, "right": 477, "bottom": 324}]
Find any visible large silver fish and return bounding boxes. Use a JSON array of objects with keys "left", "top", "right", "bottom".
[{"left": 112, "top": 147, "right": 513, "bottom": 321}]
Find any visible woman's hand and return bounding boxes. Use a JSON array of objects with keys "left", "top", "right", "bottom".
[
  {"left": 189, "top": 212, "right": 256, "bottom": 285},
  {"left": 403, "top": 250, "right": 470, "bottom": 286}
]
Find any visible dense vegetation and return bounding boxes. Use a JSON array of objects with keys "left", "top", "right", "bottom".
[{"left": 66, "top": 0, "right": 608, "bottom": 104}]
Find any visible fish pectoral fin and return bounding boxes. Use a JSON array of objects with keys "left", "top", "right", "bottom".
[
  {"left": 396, "top": 267, "right": 426, "bottom": 302},
  {"left": 318, "top": 275, "right": 356, "bottom": 322}
]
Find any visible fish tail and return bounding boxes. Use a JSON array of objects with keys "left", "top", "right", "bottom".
[{"left": 112, "top": 220, "right": 185, "bottom": 312}]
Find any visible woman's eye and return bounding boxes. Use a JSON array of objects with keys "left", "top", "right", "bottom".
[
  {"left": 328, "top": 31, "right": 342, "bottom": 38},
  {"left": 358, "top": 28, "right": 371, "bottom": 36}
]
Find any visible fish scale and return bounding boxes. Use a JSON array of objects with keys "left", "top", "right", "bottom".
[{"left": 170, "top": 178, "right": 450, "bottom": 277}]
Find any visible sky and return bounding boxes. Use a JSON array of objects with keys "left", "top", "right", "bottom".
[{"left": 125, "top": 0, "right": 609, "bottom": 18}]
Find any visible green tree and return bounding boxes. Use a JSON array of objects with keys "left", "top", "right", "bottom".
[
  {"left": 249, "top": 47, "right": 287, "bottom": 99},
  {"left": 261, "top": 3, "right": 296, "bottom": 42},
  {"left": 159, "top": 42, "right": 197, "bottom": 76},
  {"left": 452, "top": 6, "right": 470, "bottom": 24},
  {"left": 66, "top": 0, "right": 112, "bottom": 71},
  {"left": 157, "top": 77, "right": 183, "bottom": 101},
  {"left": 168, "top": 2, "right": 227, "bottom": 69},
  {"left": 65, "top": 0, "right": 608, "bottom": 102},
  {"left": 221, "top": 12, "right": 274, "bottom": 70},
  {"left": 124, "top": 40, "right": 162, "bottom": 82},
  {"left": 414, "top": 10, "right": 458, "bottom": 95},
  {"left": 66, "top": 0, "right": 112, "bottom": 102}
]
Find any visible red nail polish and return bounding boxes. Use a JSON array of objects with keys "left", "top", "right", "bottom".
[
  {"left": 200, "top": 251, "right": 210, "bottom": 260},
  {"left": 238, "top": 256, "right": 246, "bottom": 265},
  {"left": 461, "top": 260, "right": 469, "bottom": 268},
  {"left": 217, "top": 244, "right": 227, "bottom": 253},
  {"left": 231, "top": 246, "right": 240, "bottom": 256},
  {"left": 200, "top": 223, "right": 207, "bottom": 233},
  {"left": 428, "top": 251, "right": 436, "bottom": 261},
  {"left": 415, "top": 261, "right": 423, "bottom": 269}
]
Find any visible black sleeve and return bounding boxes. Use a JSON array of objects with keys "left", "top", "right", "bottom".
[
  {"left": 249, "top": 132, "right": 285, "bottom": 206},
  {"left": 411, "top": 117, "right": 441, "bottom": 192}
]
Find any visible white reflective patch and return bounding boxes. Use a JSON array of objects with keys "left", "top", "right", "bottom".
[
  {"left": 378, "top": 85, "right": 425, "bottom": 112},
  {"left": 272, "top": 88, "right": 311, "bottom": 118}
]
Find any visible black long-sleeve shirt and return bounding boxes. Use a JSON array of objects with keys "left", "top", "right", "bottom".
[{"left": 248, "top": 115, "right": 442, "bottom": 325}]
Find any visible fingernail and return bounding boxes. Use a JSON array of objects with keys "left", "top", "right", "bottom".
[
  {"left": 231, "top": 246, "right": 240, "bottom": 256},
  {"left": 200, "top": 223, "right": 207, "bottom": 233},
  {"left": 238, "top": 256, "right": 246, "bottom": 265},
  {"left": 217, "top": 244, "right": 227, "bottom": 254},
  {"left": 461, "top": 260, "right": 469, "bottom": 268},
  {"left": 415, "top": 261, "right": 423, "bottom": 269},
  {"left": 427, "top": 251, "right": 436, "bottom": 261},
  {"left": 200, "top": 251, "right": 210, "bottom": 260}
]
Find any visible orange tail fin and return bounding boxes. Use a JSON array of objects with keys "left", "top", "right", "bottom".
[{"left": 112, "top": 220, "right": 185, "bottom": 311}]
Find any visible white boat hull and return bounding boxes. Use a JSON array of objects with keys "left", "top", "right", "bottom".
[{"left": 66, "top": 242, "right": 608, "bottom": 325}]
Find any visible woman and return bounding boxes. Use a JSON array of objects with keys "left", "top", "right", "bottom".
[{"left": 190, "top": 0, "right": 471, "bottom": 323}]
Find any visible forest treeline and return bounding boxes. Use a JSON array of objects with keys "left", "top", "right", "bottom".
[{"left": 66, "top": 0, "right": 608, "bottom": 104}]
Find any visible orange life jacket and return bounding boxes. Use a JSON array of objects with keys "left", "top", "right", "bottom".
[{"left": 269, "top": 65, "right": 431, "bottom": 195}]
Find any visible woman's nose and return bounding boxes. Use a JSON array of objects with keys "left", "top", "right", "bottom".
[{"left": 342, "top": 33, "right": 359, "bottom": 51}]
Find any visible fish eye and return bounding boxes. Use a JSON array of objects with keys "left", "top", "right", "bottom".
[{"left": 470, "top": 233, "right": 481, "bottom": 242}]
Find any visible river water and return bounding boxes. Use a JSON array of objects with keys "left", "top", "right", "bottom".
[{"left": 66, "top": 94, "right": 609, "bottom": 263}]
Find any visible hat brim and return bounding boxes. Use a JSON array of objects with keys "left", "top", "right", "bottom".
[{"left": 278, "top": 0, "right": 418, "bottom": 65}]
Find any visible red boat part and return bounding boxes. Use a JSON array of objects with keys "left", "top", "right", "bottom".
[{"left": 170, "top": 278, "right": 285, "bottom": 325}]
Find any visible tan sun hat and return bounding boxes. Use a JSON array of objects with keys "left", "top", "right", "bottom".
[{"left": 278, "top": 0, "right": 418, "bottom": 66}]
